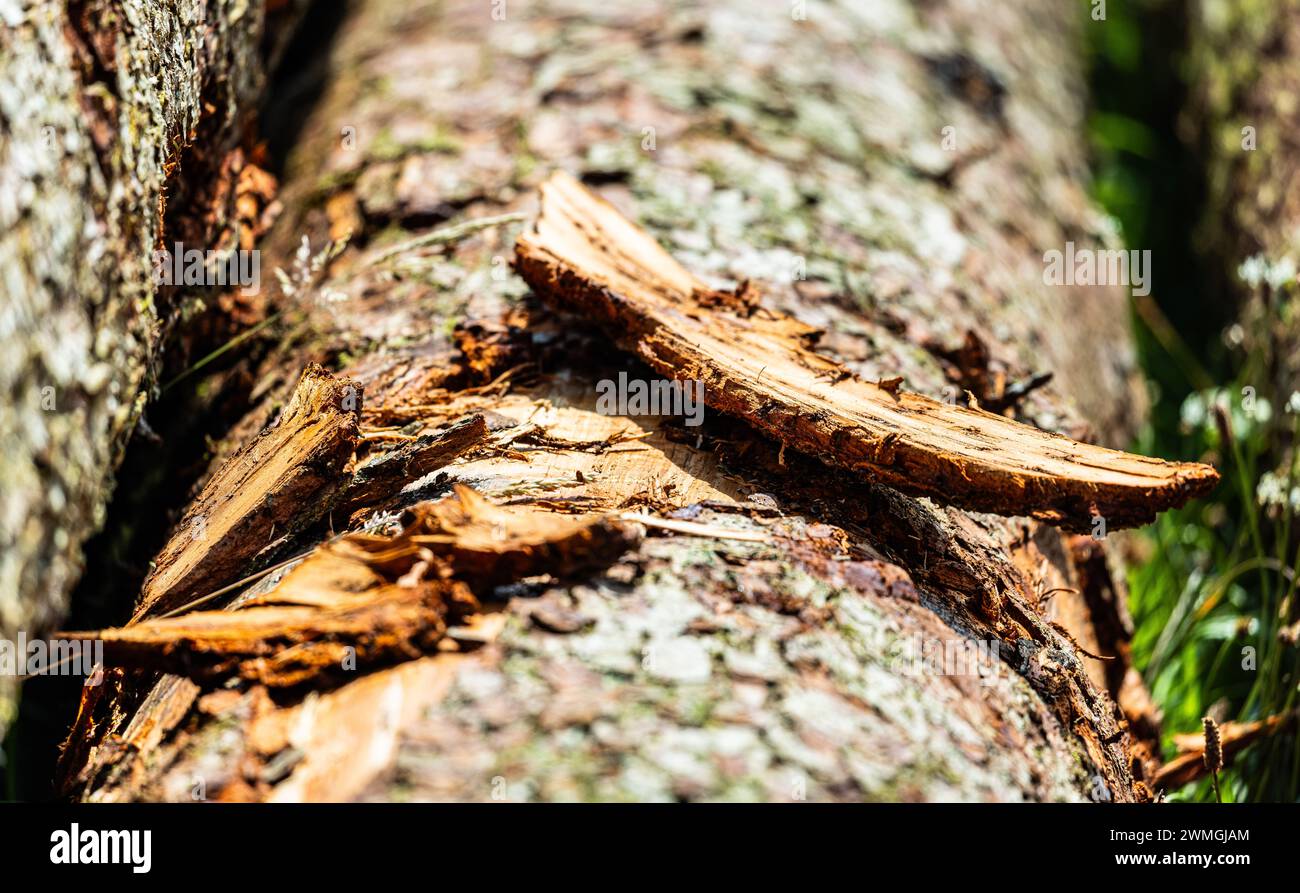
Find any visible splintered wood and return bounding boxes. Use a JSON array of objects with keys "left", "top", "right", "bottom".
[
  {"left": 514, "top": 171, "right": 1219, "bottom": 531},
  {"left": 132, "top": 368, "right": 490, "bottom": 623},
  {"left": 74, "top": 514, "right": 476, "bottom": 687},
  {"left": 68, "top": 581, "right": 468, "bottom": 688},
  {"left": 132, "top": 365, "right": 362, "bottom": 622},
  {"left": 389, "top": 483, "right": 641, "bottom": 587},
  {"left": 70, "top": 486, "right": 639, "bottom": 687},
  {"left": 337, "top": 414, "right": 489, "bottom": 520}
]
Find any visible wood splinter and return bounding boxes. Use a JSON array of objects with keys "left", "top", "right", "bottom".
[
  {"left": 66, "top": 581, "right": 468, "bottom": 688},
  {"left": 514, "top": 171, "right": 1219, "bottom": 531},
  {"left": 373, "top": 483, "right": 641, "bottom": 588},
  {"left": 337, "top": 414, "right": 490, "bottom": 519},
  {"left": 132, "top": 365, "right": 362, "bottom": 623},
  {"left": 64, "top": 486, "right": 642, "bottom": 688},
  {"left": 133, "top": 368, "right": 489, "bottom": 624}
]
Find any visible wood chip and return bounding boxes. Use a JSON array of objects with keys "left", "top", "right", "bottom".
[
  {"left": 68, "top": 525, "right": 480, "bottom": 688},
  {"left": 67, "top": 581, "right": 468, "bottom": 688},
  {"left": 398, "top": 483, "right": 641, "bottom": 586}
]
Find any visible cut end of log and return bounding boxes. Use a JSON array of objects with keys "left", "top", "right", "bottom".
[{"left": 514, "top": 171, "right": 1219, "bottom": 531}]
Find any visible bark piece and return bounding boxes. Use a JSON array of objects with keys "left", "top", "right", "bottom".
[
  {"left": 64, "top": 482, "right": 633, "bottom": 689},
  {"left": 54, "top": 669, "right": 202, "bottom": 799},
  {"left": 515, "top": 172, "right": 1218, "bottom": 532},
  {"left": 67, "top": 518, "right": 481, "bottom": 689},
  {"left": 354, "top": 484, "right": 642, "bottom": 588},
  {"left": 132, "top": 365, "right": 361, "bottom": 622}
]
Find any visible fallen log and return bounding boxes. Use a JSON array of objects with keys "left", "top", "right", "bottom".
[{"left": 54, "top": 0, "right": 1193, "bottom": 803}]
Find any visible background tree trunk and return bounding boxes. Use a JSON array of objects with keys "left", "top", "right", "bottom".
[
  {"left": 1188, "top": 0, "right": 1300, "bottom": 394},
  {"left": 0, "top": 0, "right": 306, "bottom": 735},
  {"left": 53, "top": 0, "right": 1170, "bottom": 802}
]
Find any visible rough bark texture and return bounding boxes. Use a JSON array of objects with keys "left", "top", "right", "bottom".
[
  {"left": 57, "top": 0, "right": 1172, "bottom": 802},
  {"left": 0, "top": 0, "right": 292, "bottom": 733}
]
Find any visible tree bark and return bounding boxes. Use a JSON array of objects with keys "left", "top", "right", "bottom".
[
  {"left": 0, "top": 0, "right": 299, "bottom": 734},
  {"left": 55, "top": 0, "right": 1177, "bottom": 802}
]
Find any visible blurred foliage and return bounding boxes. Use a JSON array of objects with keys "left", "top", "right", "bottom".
[{"left": 1087, "top": 0, "right": 1299, "bottom": 801}]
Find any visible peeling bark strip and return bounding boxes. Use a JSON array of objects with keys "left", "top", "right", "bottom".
[
  {"left": 132, "top": 365, "right": 361, "bottom": 622},
  {"left": 515, "top": 173, "right": 1218, "bottom": 532}
]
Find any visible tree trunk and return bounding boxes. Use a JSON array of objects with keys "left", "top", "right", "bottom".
[
  {"left": 0, "top": 0, "right": 303, "bottom": 734},
  {"left": 1189, "top": 0, "right": 1300, "bottom": 395},
  {"left": 51, "top": 0, "right": 1183, "bottom": 802}
]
